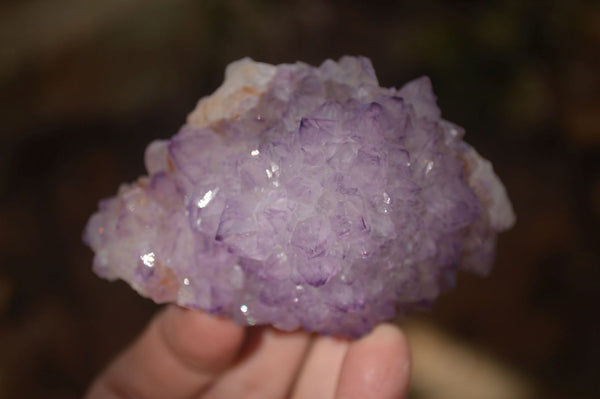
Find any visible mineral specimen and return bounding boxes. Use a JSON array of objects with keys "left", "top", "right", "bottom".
[{"left": 83, "top": 56, "right": 515, "bottom": 337}]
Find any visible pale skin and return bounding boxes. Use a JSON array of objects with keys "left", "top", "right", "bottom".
[{"left": 86, "top": 305, "right": 411, "bottom": 399}]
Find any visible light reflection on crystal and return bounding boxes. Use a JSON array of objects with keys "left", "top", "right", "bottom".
[
  {"left": 140, "top": 252, "right": 155, "bottom": 268},
  {"left": 383, "top": 192, "right": 391, "bottom": 204},
  {"left": 197, "top": 188, "right": 219, "bottom": 208},
  {"left": 251, "top": 149, "right": 260, "bottom": 156},
  {"left": 183, "top": 277, "right": 190, "bottom": 285},
  {"left": 240, "top": 304, "right": 256, "bottom": 325},
  {"left": 425, "top": 160, "right": 434, "bottom": 175}
]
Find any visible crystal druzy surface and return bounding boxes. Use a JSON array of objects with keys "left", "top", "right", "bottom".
[{"left": 84, "top": 57, "right": 515, "bottom": 337}]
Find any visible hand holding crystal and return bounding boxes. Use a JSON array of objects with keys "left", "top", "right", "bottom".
[{"left": 85, "top": 305, "right": 411, "bottom": 399}]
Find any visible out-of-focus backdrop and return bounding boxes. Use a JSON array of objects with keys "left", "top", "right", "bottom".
[{"left": 0, "top": 1, "right": 598, "bottom": 398}]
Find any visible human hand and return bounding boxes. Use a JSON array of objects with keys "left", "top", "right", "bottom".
[{"left": 85, "top": 305, "right": 411, "bottom": 399}]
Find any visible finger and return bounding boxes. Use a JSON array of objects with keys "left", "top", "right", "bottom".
[
  {"left": 85, "top": 305, "right": 246, "bottom": 399},
  {"left": 202, "top": 327, "right": 311, "bottom": 399},
  {"left": 290, "top": 335, "right": 350, "bottom": 399},
  {"left": 335, "top": 324, "right": 411, "bottom": 399}
]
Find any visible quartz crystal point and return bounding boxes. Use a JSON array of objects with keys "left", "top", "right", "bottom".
[{"left": 84, "top": 57, "right": 515, "bottom": 337}]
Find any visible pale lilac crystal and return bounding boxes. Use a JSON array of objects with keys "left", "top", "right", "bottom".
[{"left": 83, "top": 57, "right": 515, "bottom": 337}]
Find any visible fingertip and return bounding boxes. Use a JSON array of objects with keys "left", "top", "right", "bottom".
[
  {"left": 158, "top": 305, "right": 247, "bottom": 373},
  {"left": 370, "top": 323, "right": 411, "bottom": 365},
  {"left": 362, "top": 323, "right": 411, "bottom": 393},
  {"left": 336, "top": 323, "right": 411, "bottom": 399}
]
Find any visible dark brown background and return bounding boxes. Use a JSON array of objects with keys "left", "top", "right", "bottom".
[{"left": 0, "top": 1, "right": 598, "bottom": 398}]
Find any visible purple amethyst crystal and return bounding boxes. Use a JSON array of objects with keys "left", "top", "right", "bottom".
[{"left": 84, "top": 57, "right": 515, "bottom": 337}]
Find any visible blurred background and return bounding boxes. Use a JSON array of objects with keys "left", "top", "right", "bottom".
[{"left": 0, "top": 0, "right": 598, "bottom": 398}]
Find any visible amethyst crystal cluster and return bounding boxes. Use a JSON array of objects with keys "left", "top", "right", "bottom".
[{"left": 84, "top": 57, "right": 515, "bottom": 337}]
